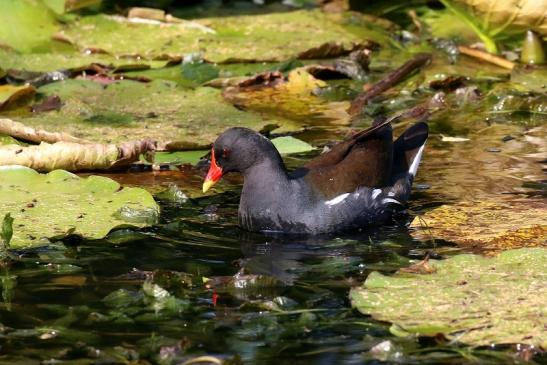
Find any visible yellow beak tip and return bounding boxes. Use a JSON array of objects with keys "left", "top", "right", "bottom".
[{"left": 202, "top": 180, "right": 215, "bottom": 193}]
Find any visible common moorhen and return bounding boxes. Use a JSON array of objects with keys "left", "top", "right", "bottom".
[{"left": 202, "top": 119, "right": 428, "bottom": 234}]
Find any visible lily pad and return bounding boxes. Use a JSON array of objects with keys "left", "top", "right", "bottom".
[
  {"left": 410, "top": 197, "right": 547, "bottom": 253},
  {"left": 350, "top": 248, "right": 547, "bottom": 347},
  {"left": 0, "top": 49, "right": 170, "bottom": 73},
  {"left": 180, "top": 58, "right": 219, "bottom": 86},
  {"left": 271, "top": 136, "right": 314, "bottom": 154},
  {"left": 0, "top": 0, "right": 58, "bottom": 53},
  {"left": 9, "top": 79, "right": 300, "bottom": 149},
  {"left": 152, "top": 150, "right": 207, "bottom": 165},
  {"left": 0, "top": 166, "right": 159, "bottom": 247},
  {"left": 57, "top": 10, "right": 391, "bottom": 63},
  {"left": 42, "top": 0, "right": 101, "bottom": 14}
]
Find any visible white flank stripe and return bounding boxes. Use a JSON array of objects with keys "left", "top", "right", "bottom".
[
  {"left": 371, "top": 189, "right": 382, "bottom": 200},
  {"left": 325, "top": 193, "right": 349, "bottom": 206},
  {"left": 409, "top": 145, "right": 425, "bottom": 177},
  {"left": 382, "top": 198, "right": 402, "bottom": 205}
]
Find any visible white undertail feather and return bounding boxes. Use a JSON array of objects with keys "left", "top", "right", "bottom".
[
  {"left": 325, "top": 193, "right": 349, "bottom": 206},
  {"left": 408, "top": 144, "right": 425, "bottom": 177}
]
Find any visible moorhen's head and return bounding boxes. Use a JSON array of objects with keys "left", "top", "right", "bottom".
[{"left": 202, "top": 127, "right": 282, "bottom": 192}]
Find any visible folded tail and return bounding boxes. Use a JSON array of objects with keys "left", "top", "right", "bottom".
[
  {"left": 381, "top": 122, "right": 428, "bottom": 208},
  {"left": 392, "top": 122, "right": 429, "bottom": 180}
]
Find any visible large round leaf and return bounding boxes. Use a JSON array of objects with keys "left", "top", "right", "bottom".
[
  {"left": 0, "top": 166, "right": 159, "bottom": 247},
  {"left": 11, "top": 80, "right": 300, "bottom": 149},
  {"left": 0, "top": 0, "right": 58, "bottom": 53},
  {"left": 350, "top": 248, "right": 547, "bottom": 347},
  {"left": 57, "top": 10, "right": 390, "bottom": 63}
]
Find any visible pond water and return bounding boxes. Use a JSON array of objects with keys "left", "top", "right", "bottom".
[
  {"left": 0, "top": 2, "right": 546, "bottom": 363},
  {"left": 0, "top": 118, "right": 544, "bottom": 364}
]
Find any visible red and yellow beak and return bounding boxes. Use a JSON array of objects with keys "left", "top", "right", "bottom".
[{"left": 202, "top": 148, "right": 223, "bottom": 193}]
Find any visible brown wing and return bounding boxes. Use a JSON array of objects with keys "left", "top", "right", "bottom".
[
  {"left": 303, "top": 117, "right": 392, "bottom": 170},
  {"left": 298, "top": 119, "right": 394, "bottom": 199}
]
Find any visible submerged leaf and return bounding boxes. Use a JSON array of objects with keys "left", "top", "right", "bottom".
[
  {"left": 223, "top": 69, "right": 350, "bottom": 124},
  {"left": 411, "top": 197, "right": 547, "bottom": 253},
  {"left": 0, "top": 213, "right": 14, "bottom": 250},
  {"left": 0, "top": 166, "right": 159, "bottom": 247},
  {"left": 350, "top": 248, "right": 547, "bottom": 347},
  {"left": 510, "top": 65, "right": 547, "bottom": 93}
]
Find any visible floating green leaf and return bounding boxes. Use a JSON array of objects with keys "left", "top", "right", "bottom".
[
  {"left": 351, "top": 248, "right": 547, "bottom": 347},
  {"left": 180, "top": 60, "right": 220, "bottom": 86},
  {"left": 57, "top": 10, "right": 390, "bottom": 63},
  {"left": 271, "top": 136, "right": 314, "bottom": 155},
  {"left": 0, "top": 166, "right": 159, "bottom": 248},
  {"left": 10, "top": 79, "right": 300, "bottom": 149},
  {"left": 0, "top": 0, "right": 58, "bottom": 53},
  {"left": 42, "top": 0, "right": 101, "bottom": 14},
  {"left": 152, "top": 150, "right": 208, "bottom": 165},
  {"left": 0, "top": 49, "right": 169, "bottom": 73}
]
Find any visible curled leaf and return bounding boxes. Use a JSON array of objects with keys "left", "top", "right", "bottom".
[
  {"left": 0, "top": 140, "right": 155, "bottom": 172},
  {"left": 440, "top": 0, "right": 547, "bottom": 53},
  {"left": 297, "top": 41, "right": 376, "bottom": 60},
  {"left": 0, "top": 85, "right": 36, "bottom": 111},
  {"left": 0, "top": 118, "right": 85, "bottom": 144},
  {"left": 223, "top": 69, "right": 350, "bottom": 124}
]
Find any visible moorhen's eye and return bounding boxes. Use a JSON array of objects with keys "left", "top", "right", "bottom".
[{"left": 222, "top": 147, "right": 231, "bottom": 159}]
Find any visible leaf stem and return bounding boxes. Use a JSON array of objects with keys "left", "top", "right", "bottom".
[{"left": 439, "top": 0, "right": 499, "bottom": 54}]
